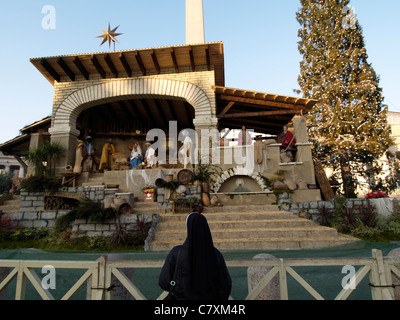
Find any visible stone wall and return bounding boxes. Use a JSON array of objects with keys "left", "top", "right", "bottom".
[
  {"left": 278, "top": 193, "right": 398, "bottom": 221},
  {"left": 8, "top": 186, "right": 147, "bottom": 237},
  {"left": 7, "top": 210, "right": 69, "bottom": 229},
  {"left": 6, "top": 209, "right": 153, "bottom": 238},
  {"left": 19, "top": 186, "right": 116, "bottom": 211}
]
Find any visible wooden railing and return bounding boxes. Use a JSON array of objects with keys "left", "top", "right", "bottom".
[{"left": 0, "top": 249, "right": 399, "bottom": 300}]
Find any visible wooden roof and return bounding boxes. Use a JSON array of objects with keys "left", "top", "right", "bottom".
[
  {"left": 214, "top": 86, "right": 318, "bottom": 135},
  {"left": 0, "top": 117, "right": 51, "bottom": 156},
  {"left": 30, "top": 42, "right": 225, "bottom": 86}
]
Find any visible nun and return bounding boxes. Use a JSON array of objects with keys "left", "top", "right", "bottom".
[{"left": 159, "top": 205, "right": 232, "bottom": 300}]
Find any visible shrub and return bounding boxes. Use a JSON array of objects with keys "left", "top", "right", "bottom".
[
  {"left": 54, "top": 199, "right": 119, "bottom": 234},
  {"left": 0, "top": 215, "right": 17, "bottom": 240},
  {"left": 358, "top": 200, "right": 378, "bottom": 228},
  {"left": 316, "top": 204, "right": 333, "bottom": 227},
  {"left": 351, "top": 219, "right": 381, "bottom": 239},
  {"left": 0, "top": 173, "right": 13, "bottom": 195},
  {"left": 19, "top": 175, "right": 62, "bottom": 194}
]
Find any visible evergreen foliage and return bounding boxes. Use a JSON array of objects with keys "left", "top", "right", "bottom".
[{"left": 296, "top": 0, "right": 394, "bottom": 197}]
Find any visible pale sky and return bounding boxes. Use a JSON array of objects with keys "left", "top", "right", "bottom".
[{"left": 0, "top": 0, "right": 399, "bottom": 143}]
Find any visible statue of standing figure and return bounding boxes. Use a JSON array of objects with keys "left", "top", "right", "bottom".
[
  {"left": 144, "top": 141, "right": 158, "bottom": 168},
  {"left": 99, "top": 138, "right": 115, "bottom": 171},
  {"left": 73, "top": 139, "right": 85, "bottom": 174},
  {"left": 82, "top": 136, "right": 97, "bottom": 172}
]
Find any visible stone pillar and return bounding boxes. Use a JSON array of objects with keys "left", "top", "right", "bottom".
[
  {"left": 247, "top": 253, "right": 280, "bottom": 300},
  {"left": 186, "top": 0, "right": 205, "bottom": 44},
  {"left": 193, "top": 117, "right": 219, "bottom": 164},
  {"left": 293, "top": 115, "right": 308, "bottom": 144},
  {"left": 49, "top": 126, "right": 80, "bottom": 174}
]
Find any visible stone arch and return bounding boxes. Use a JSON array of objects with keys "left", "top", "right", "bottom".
[
  {"left": 211, "top": 168, "right": 268, "bottom": 193},
  {"left": 52, "top": 78, "right": 213, "bottom": 130}
]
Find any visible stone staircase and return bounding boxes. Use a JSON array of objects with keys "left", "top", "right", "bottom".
[
  {"left": 0, "top": 195, "right": 20, "bottom": 213},
  {"left": 148, "top": 204, "right": 359, "bottom": 251},
  {"left": 81, "top": 173, "right": 106, "bottom": 187}
]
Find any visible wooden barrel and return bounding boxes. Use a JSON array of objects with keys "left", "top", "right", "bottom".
[{"left": 177, "top": 169, "right": 194, "bottom": 185}]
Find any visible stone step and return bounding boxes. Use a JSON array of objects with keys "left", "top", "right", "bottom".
[
  {"left": 202, "top": 204, "right": 280, "bottom": 213},
  {"left": 153, "top": 226, "right": 339, "bottom": 241},
  {"left": 156, "top": 218, "right": 316, "bottom": 231},
  {"left": 0, "top": 196, "right": 20, "bottom": 213},
  {"left": 148, "top": 204, "right": 360, "bottom": 251},
  {"left": 159, "top": 211, "right": 294, "bottom": 222},
  {"left": 134, "top": 201, "right": 159, "bottom": 208},
  {"left": 150, "top": 235, "right": 357, "bottom": 251}
]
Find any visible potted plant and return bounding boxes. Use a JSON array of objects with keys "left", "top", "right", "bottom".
[{"left": 194, "top": 161, "right": 222, "bottom": 207}]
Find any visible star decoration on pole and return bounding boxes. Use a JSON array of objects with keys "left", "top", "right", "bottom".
[{"left": 97, "top": 23, "right": 123, "bottom": 50}]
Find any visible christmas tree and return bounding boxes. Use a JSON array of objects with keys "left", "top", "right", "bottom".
[{"left": 296, "top": 0, "right": 394, "bottom": 197}]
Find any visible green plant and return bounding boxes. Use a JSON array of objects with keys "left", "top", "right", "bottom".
[
  {"left": 54, "top": 199, "right": 119, "bottom": 234},
  {"left": 164, "top": 180, "right": 179, "bottom": 190},
  {"left": 88, "top": 236, "right": 109, "bottom": 249},
  {"left": 136, "top": 214, "right": 152, "bottom": 238},
  {"left": 19, "top": 175, "right": 62, "bottom": 194},
  {"left": 350, "top": 220, "right": 381, "bottom": 239},
  {"left": 316, "top": 204, "right": 333, "bottom": 227},
  {"left": 358, "top": 200, "right": 378, "bottom": 228},
  {"left": 0, "top": 172, "right": 13, "bottom": 195},
  {"left": 43, "top": 142, "right": 64, "bottom": 177},
  {"left": 330, "top": 199, "right": 360, "bottom": 233},
  {"left": 108, "top": 224, "right": 137, "bottom": 247},
  {"left": 10, "top": 227, "right": 50, "bottom": 241},
  {"left": 69, "top": 198, "right": 118, "bottom": 223},
  {"left": 258, "top": 173, "right": 272, "bottom": 190},
  {"left": 27, "top": 142, "right": 64, "bottom": 177},
  {"left": 194, "top": 160, "right": 222, "bottom": 185}
]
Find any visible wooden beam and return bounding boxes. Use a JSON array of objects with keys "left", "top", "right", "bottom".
[
  {"left": 188, "top": 47, "right": 195, "bottom": 72},
  {"left": 222, "top": 110, "right": 296, "bottom": 119},
  {"left": 218, "top": 94, "right": 303, "bottom": 110},
  {"left": 57, "top": 58, "right": 75, "bottom": 81},
  {"left": 170, "top": 48, "right": 179, "bottom": 73},
  {"left": 217, "top": 102, "right": 235, "bottom": 118},
  {"left": 127, "top": 100, "right": 142, "bottom": 118},
  {"left": 153, "top": 99, "right": 169, "bottom": 130},
  {"left": 166, "top": 99, "right": 178, "bottom": 121},
  {"left": 139, "top": 99, "right": 155, "bottom": 128},
  {"left": 90, "top": 55, "right": 106, "bottom": 79},
  {"left": 219, "top": 119, "right": 282, "bottom": 135},
  {"left": 119, "top": 53, "right": 132, "bottom": 77},
  {"left": 151, "top": 50, "right": 161, "bottom": 74},
  {"left": 135, "top": 51, "right": 146, "bottom": 76},
  {"left": 40, "top": 59, "right": 60, "bottom": 82},
  {"left": 205, "top": 46, "right": 211, "bottom": 71},
  {"left": 117, "top": 101, "right": 133, "bottom": 119},
  {"left": 105, "top": 54, "right": 118, "bottom": 78},
  {"left": 220, "top": 116, "right": 285, "bottom": 128},
  {"left": 73, "top": 57, "right": 89, "bottom": 80}
]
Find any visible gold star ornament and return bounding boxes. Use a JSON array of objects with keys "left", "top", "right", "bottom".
[{"left": 97, "top": 23, "right": 123, "bottom": 48}]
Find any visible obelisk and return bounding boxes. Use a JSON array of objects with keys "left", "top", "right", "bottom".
[{"left": 186, "top": 0, "right": 205, "bottom": 44}]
